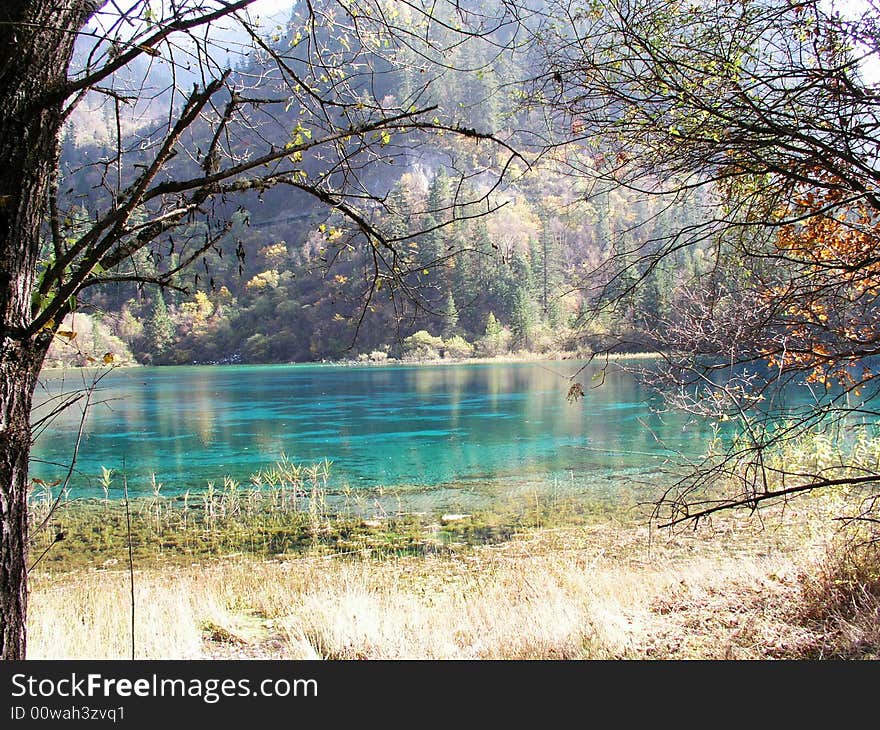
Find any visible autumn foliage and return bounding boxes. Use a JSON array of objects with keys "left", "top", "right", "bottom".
[{"left": 764, "top": 179, "right": 880, "bottom": 392}]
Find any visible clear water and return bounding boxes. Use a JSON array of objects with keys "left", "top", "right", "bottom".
[{"left": 29, "top": 360, "right": 721, "bottom": 511}]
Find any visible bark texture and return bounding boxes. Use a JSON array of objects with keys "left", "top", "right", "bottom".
[{"left": 0, "top": 0, "right": 91, "bottom": 660}]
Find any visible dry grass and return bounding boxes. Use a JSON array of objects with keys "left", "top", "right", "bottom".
[{"left": 28, "top": 502, "right": 880, "bottom": 660}]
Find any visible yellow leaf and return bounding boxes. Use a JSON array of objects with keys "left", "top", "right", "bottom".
[{"left": 56, "top": 330, "right": 77, "bottom": 340}]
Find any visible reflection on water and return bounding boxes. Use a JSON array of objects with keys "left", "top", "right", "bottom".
[{"left": 30, "top": 360, "right": 720, "bottom": 509}]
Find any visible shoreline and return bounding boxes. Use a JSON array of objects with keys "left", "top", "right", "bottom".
[{"left": 39, "top": 349, "right": 664, "bottom": 375}]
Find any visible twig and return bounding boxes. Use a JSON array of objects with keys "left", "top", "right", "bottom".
[
  {"left": 122, "top": 459, "right": 135, "bottom": 660},
  {"left": 27, "top": 532, "right": 65, "bottom": 573}
]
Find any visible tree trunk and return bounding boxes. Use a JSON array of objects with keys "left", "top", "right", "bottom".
[
  {"left": 0, "top": 344, "right": 44, "bottom": 660},
  {"left": 0, "top": 1, "right": 92, "bottom": 660}
]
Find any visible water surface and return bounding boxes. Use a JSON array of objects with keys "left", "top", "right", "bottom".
[{"left": 30, "top": 360, "right": 718, "bottom": 510}]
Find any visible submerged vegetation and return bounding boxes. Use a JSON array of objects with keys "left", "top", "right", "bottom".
[{"left": 28, "top": 456, "right": 613, "bottom": 571}]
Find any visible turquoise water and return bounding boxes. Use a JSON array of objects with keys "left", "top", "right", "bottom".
[{"left": 29, "top": 360, "right": 720, "bottom": 510}]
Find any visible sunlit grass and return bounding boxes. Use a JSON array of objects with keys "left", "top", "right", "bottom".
[{"left": 28, "top": 493, "right": 879, "bottom": 660}]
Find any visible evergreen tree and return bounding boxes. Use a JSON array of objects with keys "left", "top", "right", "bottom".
[
  {"left": 144, "top": 293, "right": 176, "bottom": 360},
  {"left": 386, "top": 181, "right": 412, "bottom": 242},
  {"left": 485, "top": 311, "right": 502, "bottom": 339},
  {"left": 427, "top": 167, "right": 451, "bottom": 215},
  {"left": 420, "top": 169, "right": 452, "bottom": 279},
  {"left": 639, "top": 262, "right": 673, "bottom": 336},
  {"left": 504, "top": 252, "right": 536, "bottom": 350},
  {"left": 442, "top": 291, "right": 460, "bottom": 338},
  {"left": 535, "top": 212, "right": 563, "bottom": 323},
  {"left": 510, "top": 285, "right": 536, "bottom": 350},
  {"left": 478, "top": 310, "right": 508, "bottom": 356}
]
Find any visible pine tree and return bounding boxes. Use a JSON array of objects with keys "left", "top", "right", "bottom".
[
  {"left": 478, "top": 310, "right": 508, "bottom": 356},
  {"left": 510, "top": 285, "right": 536, "bottom": 350},
  {"left": 145, "top": 293, "right": 176, "bottom": 359},
  {"left": 421, "top": 168, "right": 451, "bottom": 272},
  {"left": 486, "top": 311, "right": 500, "bottom": 336},
  {"left": 386, "top": 181, "right": 411, "bottom": 242},
  {"left": 535, "top": 212, "right": 563, "bottom": 323},
  {"left": 442, "top": 291, "right": 459, "bottom": 338},
  {"left": 427, "top": 167, "right": 451, "bottom": 215},
  {"left": 508, "top": 253, "right": 537, "bottom": 350}
]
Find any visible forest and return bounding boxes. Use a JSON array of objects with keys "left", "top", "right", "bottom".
[{"left": 48, "top": 0, "right": 710, "bottom": 367}]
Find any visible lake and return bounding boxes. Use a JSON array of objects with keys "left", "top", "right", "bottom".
[{"left": 29, "top": 360, "right": 720, "bottom": 512}]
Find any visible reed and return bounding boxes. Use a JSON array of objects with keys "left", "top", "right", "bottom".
[{"left": 29, "top": 456, "right": 606, "bottom": 571}]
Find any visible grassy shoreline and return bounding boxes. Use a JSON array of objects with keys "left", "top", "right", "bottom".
[{"left": 27, "top": 490, "right": 880, "bottom": 659}]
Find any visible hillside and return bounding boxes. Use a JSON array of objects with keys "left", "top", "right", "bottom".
[{"left": 58, "top": 0, "right": 708, "bottom": 366}]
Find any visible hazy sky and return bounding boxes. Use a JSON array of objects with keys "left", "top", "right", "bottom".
[{"left": 248, "top": 0, "right": 294, "bottom": 17}]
